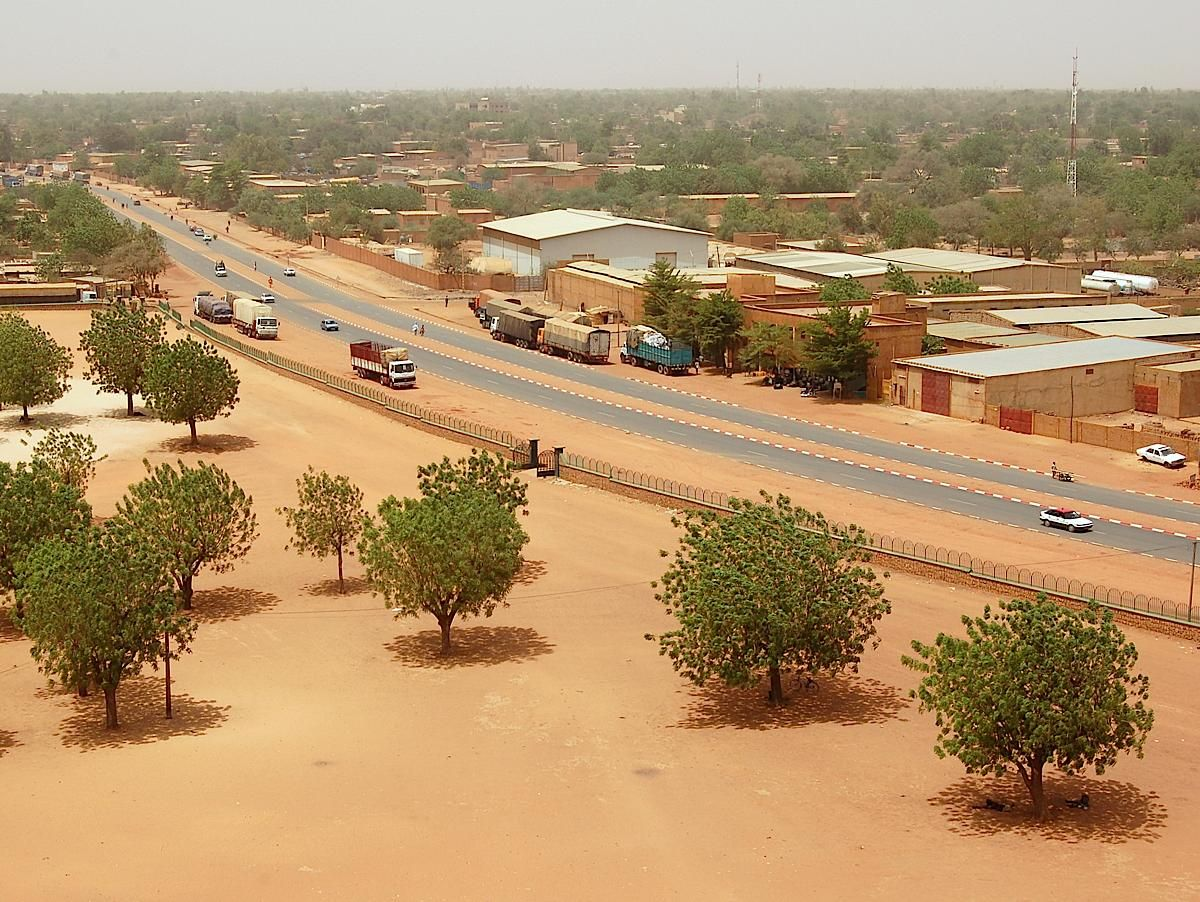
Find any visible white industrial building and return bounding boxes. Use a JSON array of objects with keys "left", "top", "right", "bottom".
[{"left": 479, "top": 209, "right": 710, "bottom": 276}]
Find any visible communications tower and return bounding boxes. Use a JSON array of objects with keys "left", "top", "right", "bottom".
[{"left": 1067, "top": 53, "right": 1079, "bottom": 197}]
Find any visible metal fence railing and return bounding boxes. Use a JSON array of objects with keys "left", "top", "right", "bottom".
[{"left": 558, "top": 451, "right": 1195, "bottom": 627}]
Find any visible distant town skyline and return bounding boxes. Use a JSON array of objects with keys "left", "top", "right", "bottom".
[{"left": 2, "top": 0, "right": 1196, "bottom": 94}]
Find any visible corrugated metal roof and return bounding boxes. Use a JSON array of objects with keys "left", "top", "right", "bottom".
[
  {"left": 927, "top": 321, "right": 1025, "bottom": 340},
  {"left": 990, "top": 304, "right": 1165, "bottom": 325},
  {"left": 482, "top": 209, "right": 708, "bottom": 242},
  {"left": 740, "top": 250, "right": 942, "bottom": 279},
  {"left": 1152, "top": 359, "right": 1200, "bottom": 373},
  {"left": 896, "top": 337, "right": 1189, "bottom": 378},
  {"left": 1071, "top": 316, "right": 1200, "bottom": 338},
  {"left": 871, "top": 247, "right": 1027, "bottom": 273},
  {"left": 971, "top": 332, "right": 1068, "bottom": 348}
]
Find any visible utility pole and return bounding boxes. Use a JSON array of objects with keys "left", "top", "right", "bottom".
[
  {"left": 1189, "top": 540, "right": 1197, "bottom": 623},
  {"left": 1067, "top": 51, "right": 1079, "bottom": 198}
]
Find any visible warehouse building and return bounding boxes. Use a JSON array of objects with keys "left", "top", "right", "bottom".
[
  {"left": 870, "top": 247, "right": 1082, "bottom": 294},
  {"left": 480, "top": 209, "right": 710, "bottom": 277},
  {"left": 1133, "top": 360, "right": 1200, "bottom": 418},
  {"left": 891, "top": 337, "right": 1200, "bottom": 421},
  {"left": 737, "top": 249, "right": 944, "bottom": 291},
  {"left": 916, "top": 291, "right": 1095, "bottom": 318},
  {"left": 1060, "top": 316, "right": 1200, "bottom": 343},
  {"left": 950, "top": 303, "right": 1165, "bottom": 333},
  {"left": 925, "top": 320, "right": 1067, "bottom": 352}
]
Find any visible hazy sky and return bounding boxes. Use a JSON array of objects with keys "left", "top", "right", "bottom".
[{"left": 3, "top": 0, "right": 1196, "bottom": 93}]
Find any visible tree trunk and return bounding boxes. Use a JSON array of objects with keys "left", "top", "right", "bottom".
[
  {"left": 767, "top": 665, "right": 785, "bottom": 706},
  {"left": 337, "top": 546, "right": 345, "bottom": 594},
  {"left": 77, "top": 681, "right": 89, "bottom": 698},
  {"left": 126, "top": 390, "right": 135, "bottom": 416},
  {"left": 164, "top": 631, "right": 173, "bottom": 719},
  {"left": 180, "top": 573, "right": 194, "bottom": 611},
  {"left": 438, "top": 616, "right": 453, "bottom": 654},
  {"left": 20, "top": 403, "right": 29, "bottom": 422},
  {"left": 188, "top": 418, "right": 198, "bottom": 444},
  {"left": 1028, "top": 763, "right": 1047, "bottom": 821},
  {"left": 103, "top": 685, "right": 119, "bottom": 729}
]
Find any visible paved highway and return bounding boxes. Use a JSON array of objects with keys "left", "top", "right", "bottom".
[{"left": 94, "top": 185, "right": 1198, "bottom": 565}]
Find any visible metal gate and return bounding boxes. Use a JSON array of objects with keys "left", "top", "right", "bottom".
[
  {"left": 999, "top": 406, "right": 1033, "bottom": 434},
  {"left": 1134, "top": 384, "right": 1159, "bottom": 414},
  {"left": 920, "top": 370, "right": 950, "bottom": 416},
  {"left": 536, "top": 448, "right": 560, "bottom": 478}
]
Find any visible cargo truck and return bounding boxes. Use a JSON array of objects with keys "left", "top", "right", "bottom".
[
  {"left": 193, "top": 291, "right": 233, "bottom": 323},
  {"left": 538, "top": 317, "right": 611, "bottom": 363},
  {"left": 620, "top": 325, "right": 694, "bottom": 375},
  {"left": 231, "top": 296, "right": 278, "bottom": 339},
  {"left": 491, "top": 309, "right": 546, "bottom": 348},
  {"left": 479, "top": 294, "right": 522, "bottom": 328},
  {"left": 349, "top": 341, "right": 417, "bottom": 388}
]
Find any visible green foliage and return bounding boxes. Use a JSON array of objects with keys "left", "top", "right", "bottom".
[
  {"left": 921, "top": 334, "right": 947, "bottom": 355},
  {"left": 881, "top": 263, "right": 920, "bottom": 295},
  {"left": 739, "top": 322, "right": 800, "bottom": 372},
  {"left": 804, "top": 302, "right": 876, "bottom": 386},
  {"left": 924, "top": 274, "right": 979, "bottom": 296},
  {"left": 79, "top": 301, "right": 168, "bottom": 415},
  {"left": 142, "top": 338, "right": 240, "bottom": 444},
  {"left": 887, "top": 205, "right": 940, "bottom": 248},
  {"left": 694, "top": 290, "right": 745, "bottom": 371},
  {"left": 277, "top": 468, "right": 366, "bottom": 593},
  {"left": 112, "top": 459, "right": 258, "bottom": 610},
  {"left": 16, "top": 523, "right": 193, "bottom": 729},
  {"left": 0, "top": 460, "right": 92, "bottom": 594},
  {"left": 102, "top": 223, "right": 168, "bottom": 289},
  {"left": 0, "top": 312, "right": 73, "bottom": 421},
  {"left": 904, "top": 598, "right": 1154, "bottom": 820},
  {"left": 361, "top": 453, "right": 530, "bottom": 653},
  {"left": 651, "top": 493, "right": 889, "bottom": 705},
  {"left": 818, "top": 276, "right": 870, "bottom": 304},
  {"left": 30, "top": 429, "right": 104, "bottom": 495},
  {"left": 426, "top": 215, "right": 475, "bottom": 252},
  {"left": 641, "top": 258, "right": 702, "bottom": 343}
]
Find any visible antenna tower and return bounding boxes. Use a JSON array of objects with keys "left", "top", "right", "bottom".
[
  {"left": 1067, "top": 52, "right": 1078, "bottom": 197},
  {"left": 736, "top": 61, "right": 740, "bottom": 99},
  {"left": 755, "top": 73, "right": 762, "bottom": 113}
]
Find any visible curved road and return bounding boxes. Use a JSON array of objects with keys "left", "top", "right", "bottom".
[{"left": 95, "top": 185, "right": 1198, "bottom": 565}]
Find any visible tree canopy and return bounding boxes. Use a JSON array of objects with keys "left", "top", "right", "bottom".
[
  {"left": 641, "top": 259, "right": 701, "bottom": 340},
  {"left": 817, "top": 276, "right": 870, "bottom": 304},
  {"left": 904, "top": 597, "right": 1154, "bottom": 821},
  {"left": 0, "top": 312, "right": 73, "bottom": 422},
  {"left": 739, "top": 321, "right": 800, "bottom": 372},
  {"left": 29, "top": 429, "right": 104, "bottom": 495},
  {"left": 142, "top": 338, "right": 240, "bottom": 444},
  {"left": 651, "top": 493, "right": 889, "bottom": 705},
  {"left": 804, "top": 302, "right": 876, "bottom": 387},
  {"left": 0, "top": 460, "right": 92, "bottom": 599},
  {"left": 79, "top": 301, "right": 168, "bottom": 416},
  {"left": 278, "top": 468, "right": 366, "bottom": 594},
  {"left": 694, "top": 290, "right": 745, "bottom": 372}
]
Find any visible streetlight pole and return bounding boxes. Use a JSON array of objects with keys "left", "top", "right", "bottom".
[{"left": 1189, "top": 540, "right": 1197, "bottom": 624}]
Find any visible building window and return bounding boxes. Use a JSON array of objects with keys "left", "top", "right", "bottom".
[{"left": 655, "top": 252, "right": 677, "bottom": 266}]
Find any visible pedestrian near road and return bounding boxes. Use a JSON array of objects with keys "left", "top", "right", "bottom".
[
  {"left": 420, "top": 324, "right": 426, "bottom": 337},
  {"left": 412, "top": 323, "right": 419, "bottom": 335},
  {"left": 444, "top": 296, "right": 449, "bottom": 308},
  {"left": 253, "top": 261, "right": 257, "bottom": 272}
]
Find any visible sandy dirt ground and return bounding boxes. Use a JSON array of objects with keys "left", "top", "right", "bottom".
[{"left": 2, "top": 311, "right": 1199, "bottom": 901}]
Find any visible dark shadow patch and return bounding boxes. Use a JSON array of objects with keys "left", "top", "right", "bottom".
[
  {"left": 190, "top": 586, "right": 280, "bottom": 623},
  {"left": 158, "top": 434, "right": 257, "bottom": 454},
  {"left": 928, "top": 772, "right": 1167, "bottom": 842},
  {"left": 52, "top": 676, "right": 230, "bottom": 751},
  {"left": 675, "top": 672, "right": 908, "bottom": 730},
  {"left": 385, "top": 625, "right": 554, "bottom": 668},
  {"left": 0, "top": 411, "right": 90, "bottom": 433},
  {"left": 303, "top": 575, "right": 369, "bottom": 597},
  {"left": 514, "top": 559, "right": 548, "bottom": 586},
  {"left": 0, "top": 606, "right": 23, "bottom": 642},
  {"left": 101, "top": 407, "right": 149, "bottom": 420},
  {"left": 0, "top": 729, "right": 20, "bottom": 757}
]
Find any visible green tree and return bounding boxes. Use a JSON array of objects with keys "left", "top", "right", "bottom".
[
  {"left": 887, "top": 205, "right": 940, "bottom": 249},
  {"left": 925, "top": 274, "right": 980, "bottom": 296},
  {"left": 35, "top": 252, "right": 65, "bottom": 282},
  {"left": 78, "top": 300, "right": 168, "bottom": 416},
  {"left": 0, "top": 461, "right": 92, "bottom": 605},
  {"left": 277, "top": 468, "right": 366, "bottom": 594},
  {"left": 881, "top": 263, "right": 920, "bottom": 295},
  {"left": 0, "top": 312, "right": 73, "bottom": 422},
  {"left": 361, "top": 454, "right": 530, "bottom": 653},
  {"left": 112, "top": 460, "right": 258, "bottom": 610},
  {"left": 30, "top": 429, "right": 104, "bottom": 495},
  {"left": 103, "top": 225, "right": 169, "bottom": 291},
  {"left": 142, "top": 338, "right": 240, "bottom": 444},
  {"left": 817, "top": 275, "right": 870, "bottom": 304},
  {"left": 695, "top": 290, "right": 745, "bottom": 372},
  {"left": 739, "top": 322, "right": 800, "bottom": 372},
  {"left": 641, "top": 258, "right": 700, "bottom": 323},
  {"left": 1123, "top": 232, "right": 1152, "bottom": 261},
  {"left": 650, "top": 493, "right": 889, "bottom": 706},
  {"left": 904, "top": 598, "right": 1154, "bottom": 821},
  {"left": 416, "top": 449, "right": 529, "bottom": 515},
  {"left": 17, "top": 524, "right": 193, "bottom": 729},
  {"left": 427, "top": 215, "right": 475, "bottom": 274},
  {"left": 804, "top": 303, "right": 876, "bottom": 389}
]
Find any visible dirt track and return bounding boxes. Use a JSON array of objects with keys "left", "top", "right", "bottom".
[{"left": 2, "top": 312, "right": 1198, "bottom": 901}]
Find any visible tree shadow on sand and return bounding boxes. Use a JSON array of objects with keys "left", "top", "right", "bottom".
[
  {"left": 514, "top": 559, "right": 548, "bottom": 586},
  {"left": 158, "top": 434, "right": 257, "bottom": 454},
  {"left": 0, "top": 729, "right": 20, "bottom": 758},
  {"left": 191, "top": 586, "right": 280, "bottom": 623},
  {"left": 303, "top": 575, "right": 369, "bottom": 598},
  {"left": 385, "top": 625, "right": 554, "bottom": 669},
  {"left": 0, "top": 606, "right": 23, "bottom": 643},
  {"left": 0, "top": 411, "right": 90, "bottom": 433},
  {"left": 49, "top": 676, "right": 230, "bottom": 751},
  {"left": 675, "top": 673, "right": 909, "bottom": 730},
  {"left": 928, "top": 772, "right": 1167, "bottom": 842}
]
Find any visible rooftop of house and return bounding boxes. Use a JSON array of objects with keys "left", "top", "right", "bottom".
[
  {"left": 482, "top": 209, "right": 709, "bottom": 242},
  {"left": 897, "top": 337, "right": 1189, "bottom": 379},
  {"left": 988, "top": 304, "right": 1166, "bottom": 326}
]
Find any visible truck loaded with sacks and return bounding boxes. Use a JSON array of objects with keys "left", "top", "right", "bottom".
[
  {"left": 538, "top": 317, "right": 611, "bottom": 363},
  {"left": 231, "top": 296, "right": 278, "bottom": 339},
  {"left": 349, "top": 341, "right": 417, "bottom": 388},
  {"left": 193, "top": 291, "right": 233, "bottom": 324}
]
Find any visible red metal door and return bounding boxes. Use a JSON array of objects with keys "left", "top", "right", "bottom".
[
  {"left": 1134, "top": 384, "right": 1159, "bottom": 414},
  {"left": 999, "top": 406, "right": 1033, "bottom": 434},
  {"left": 920, "top": 370, "right": 950, "bottom": 416}
]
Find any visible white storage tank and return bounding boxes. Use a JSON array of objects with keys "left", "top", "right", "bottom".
[
  {"left": 1081, "top": 277, "right": 1125, "bottom": 294},
  {"left": 393, "top": 247, "right": 424, "bottom": 267},
  {"left": 1090, "top": 270, "right": 1158, "bottom": 294}
]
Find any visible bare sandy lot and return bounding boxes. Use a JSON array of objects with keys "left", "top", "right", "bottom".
[{"left": 2, "top": 311, "right": 1199, "bottom": 901}]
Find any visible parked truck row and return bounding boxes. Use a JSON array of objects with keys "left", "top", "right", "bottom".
[
  {"left": 193, "top": 290, "right": 278, "bottom": 339},
  {"left": 474, "top": 293, "right": 615, "bottom": 365}
]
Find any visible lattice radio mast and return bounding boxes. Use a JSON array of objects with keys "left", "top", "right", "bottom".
[{"left": 1067, "top": 52, "right": 1079, "bottom": 197}]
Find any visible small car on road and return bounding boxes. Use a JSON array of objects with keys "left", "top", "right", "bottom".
[
  {"left": 132, "top": 199, "right": 141, "bottom": 206},
  {"left": 1137, "top": 444, "right": 1186, "bottom": 468},
  {"left": 320, "top": 318, "right": 339, "bottom": 331},
  {"left": 1039, "top": 507, "right": 1093, "bottom": 532},
  {"left": 283, "top": 266, "right": 297, "bottom": 277},
  {"left": 260, "top": 292, "right": 275, "bottom": 304}
]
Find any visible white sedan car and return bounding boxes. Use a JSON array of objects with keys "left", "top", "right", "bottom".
[
  {"left": 282, "top": 266, "right": 297, "bottom": 277},
  {"left": 1137, "top": 444, "right": 1186, "bottom": 468},
  {"left": 1039, "top": 507, "right": 1094, "bottom": 532},
  {"left": 260, "top": 292, "right": 275, "bottom": 304}
]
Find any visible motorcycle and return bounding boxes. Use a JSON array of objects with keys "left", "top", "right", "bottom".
[{"left": 1051, "top": 468, "right": 1075, "bottom": 483}]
